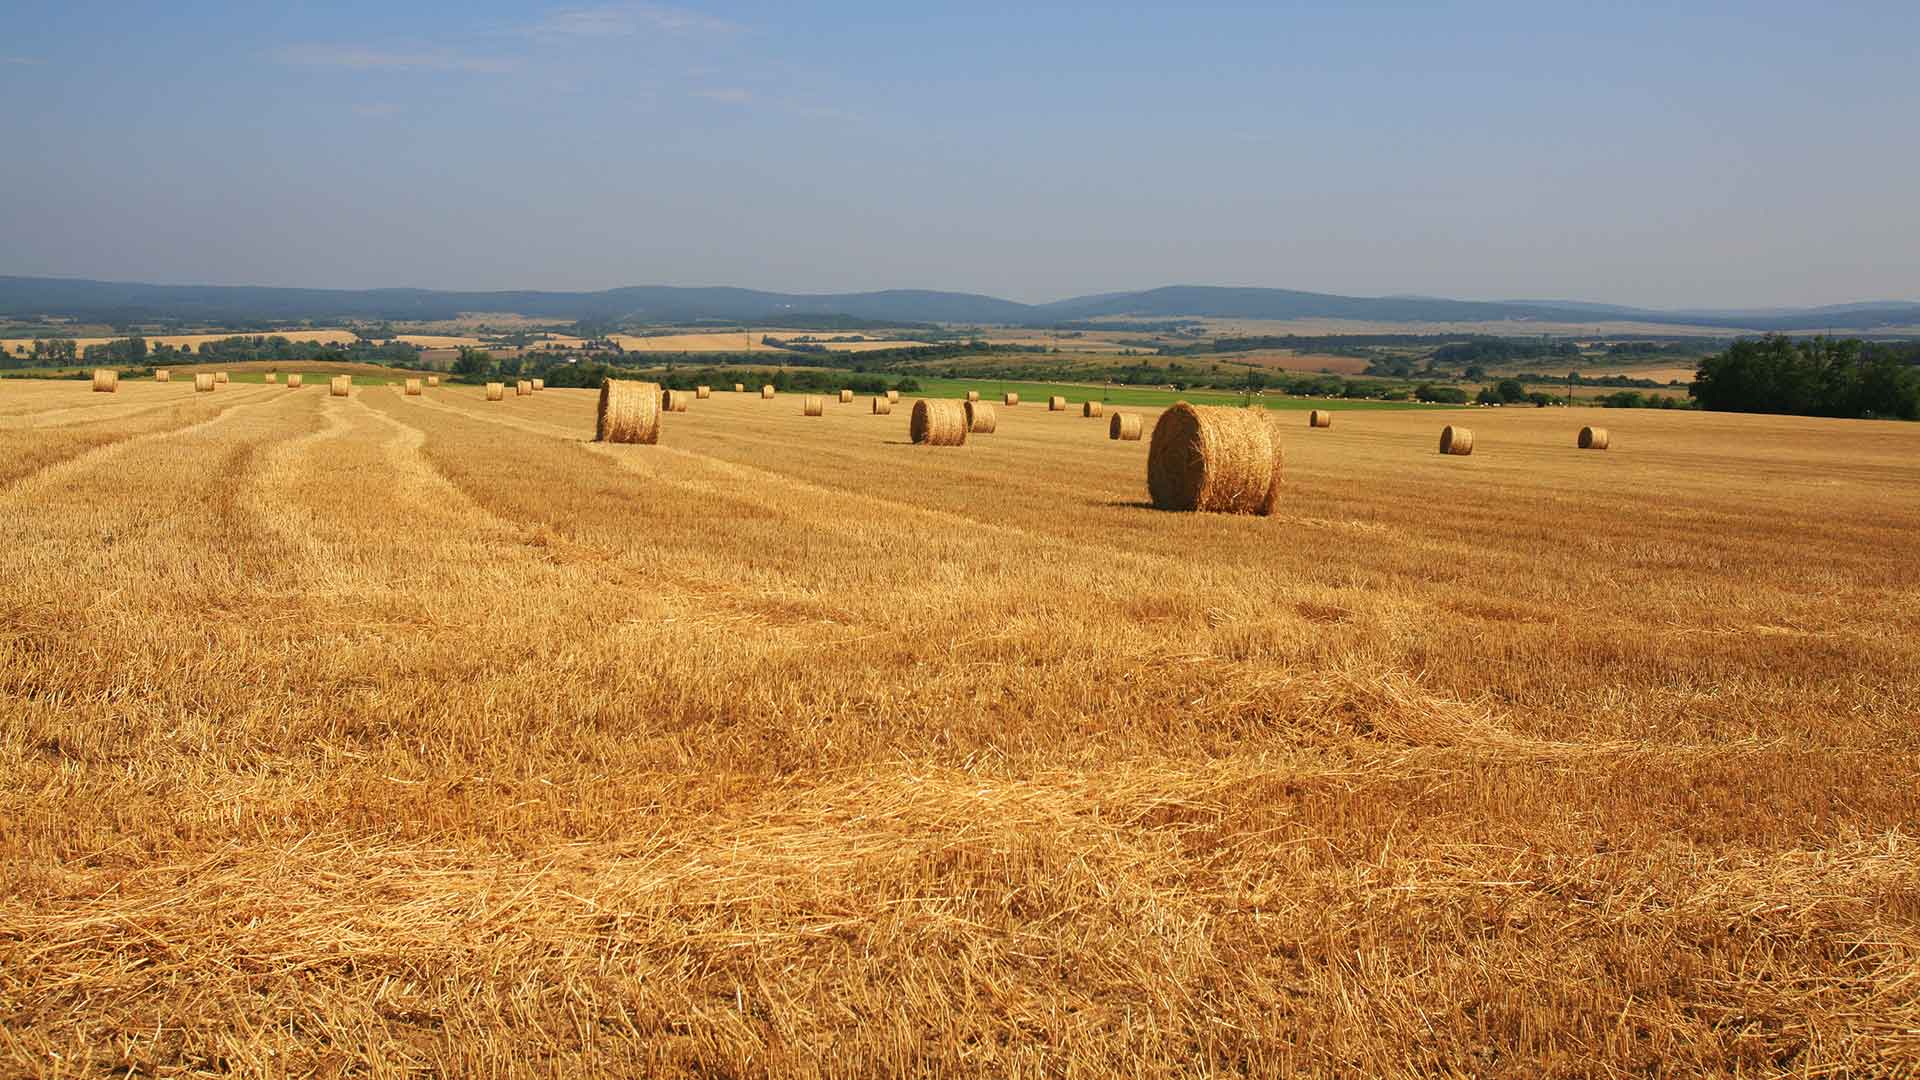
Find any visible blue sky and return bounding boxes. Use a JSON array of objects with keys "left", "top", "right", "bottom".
[{"left": 2, "top": 1, "right": 1916, "bottom": 306}]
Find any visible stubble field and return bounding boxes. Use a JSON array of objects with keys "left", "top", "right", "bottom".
[{"left": 1, "top": 378, "right": 1916, "bottom": 1077}]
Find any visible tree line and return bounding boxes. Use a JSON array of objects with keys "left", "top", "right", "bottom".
[{"left": 1691, "top": 335, "right": 1919, "bottom": 420}]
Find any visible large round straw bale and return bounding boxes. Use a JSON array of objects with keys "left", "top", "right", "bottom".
[
  {"left": 1083, "top": 400, "right": 1103, "bottom": 418},
  {"left": 887, "top": 389, "right": 900, "bottom": 403},
  {"left": 839, "top": 388, "right": 854, "bottom": 404},
  {"left": 734, "top": 383, "right": 746, "bottom": 393},
  {"left": 213, "top": 372, "right": 229, "bottom": 384},
  {"left": 802, "top": 395, "right": 825, "bottom": 416},
  {"left": 662, "top": 389, "right": 691, "bottom": 412},
  {"left": 761, "top": 385, "right": 775, "bottom": 399},
  {"left": 964, "top": 399, "right": 997, "bottom": 433},
  {"left": 1579, "top": 426, "right": 1610, "bottom": 450},
  {"left": 194, "top": 373, "right": 216, "bottom": 392},
  {"left": 1003, "top": 392, "right": 1020, "bottom": 406},
  {"left": 287, "top": 373, "right": 302, "bottom": 388},
  {"left": 1439, "top": 425, "right": 1475, "bottom": 456},
  {"left": 517, "top": 380, "right": 532, "bottom": 397},
  {"left": 1048, "top": 395, "right": 1067, "bottom": 411},
  {"left": 696, "top": 385, "right": 712, "bottom": 399},
  {"left": 329, "top": 375, "right": 350, "bottom": 397},
  {"left": 597, "top": 378, "right": 662, "bottom": 444},
  {"left": 427, "top": 375, "right": 440, "bottom": 387},
  {"left": 91, "top": 369, "right": 118, "bottom": 393},
  {"left": 154, "top": 369, "right": 171, "bottom": 383},
  {"left": 532, "top": 378, "right": 545, "bottom": 392},
  {"left": 1308, "top": 409, "right": 1333, "bottom": 428},
  {"left": 405, "top": 378, "right": 423, "bottom": 396},
  {"left": 264, "top": 372, "right": 278, "bottom": 384},
  {"left": 910, "top": 399, "right": 968, "bottom": 446},
  {"left": 487, "top": 382, "right": 504, "bottom": 401},
  {"left": 1146, "top": 403, "right": 1284, "bottom": 515},
  {"left": 872, "top": 396, "right": 893, "bottom": 414},
  {"left": 966, "top": 390, "right": 980, "bottom": 402},
  {"left": 1110, "top": 412, "right": 1143, "bottom": 441}
]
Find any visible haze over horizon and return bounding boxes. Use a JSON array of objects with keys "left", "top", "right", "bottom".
[{"left": 3, "top": 1, "right": 1916, "bottom": 309}]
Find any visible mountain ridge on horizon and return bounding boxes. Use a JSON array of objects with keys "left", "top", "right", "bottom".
[{"left": 3, "top": 274, "right": 1918, "bottom": 334}]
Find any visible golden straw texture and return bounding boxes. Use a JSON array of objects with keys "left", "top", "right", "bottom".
[
  {"left": 153, "top": 369, "right": 170, "bottom": 383},
  {"left": 872, "top": 396, "right": 893, "bottom": 414},
  {"left": 517, "top": 381, "right": 533, "bottom": 397},
  {"left": 803, "top": 396, "right": 826, "bottom": 416},
  {"left": 194, "top": 373, "right": 215, "bottom": 392},
  {"left": 405, "top": 379, "right": 423, "bottom": 396},
  {"left": 1440, "top": 426, "right": 1475, "bottom": 456},
  {"left": 761, "top": 385, "right": 775, "bottom": 399},
  {"left": 287, "top": 374, "right": 302, "bottom": 388},
  {"left": 91, "top": 369, "right": 118, "bottom": 393},
  {"left": 1580, "top": 426, "right": 1610, "bottom": 450},
  {"left": 1309, "top": 410, "right": 1333, "bottom": 428},
  {"left": 596, "top": 379, "right": 662, "bottom": 444},
  {"left": 910, "top": 399, "right": 968, "bottom": 446},
  {"left": 1110, "top": 412, "right": 1143, "bottom": 441},
  {"left": 1004, "top": 392, "right": 1020, "bottom": 406},
  {"left": 964, "top": 399, "right": 997, "bottom": 434},
  {"left": 696, "top": 386, "right": 712, "bottom": 399},
  {"left": 486, "top": 383, "right": 504, "bottom": 401},
  {"left": 839, "top": 389, "right": 854, "bottom": 404},
  {"left": 662, "top": 390, "right": 691, "bottom": 412},
  {"left": 1146, "top": 403, "right": 1284, "bottom": 514},
  {"left": 1083, "top": 400, "right": 1103, "bottom": 418},
  {"left": 329, "top": 376, "right": 350, "bottom": 397},
  {"left": 1049, "top": 396, "right": 1067, "bottom": 411}
]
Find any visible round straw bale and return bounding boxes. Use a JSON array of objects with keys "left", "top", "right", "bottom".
[
  {"left": 1083, "top": 400, "right": 1103, "bottom": 418},
  {"left": 91, "top": 369, "right": 118, "bottom": 393},
  {"left": 194, "top": 373, "right": 215, "bottom": 392},
  {"left": 487, "top": 382, "right": 504, "bottom": 401},
  {"left": 662, "top": 389, "right": 691, "bottom": 412},
  {"left": 910, "top": 399, "right": 968, "bottom": 446},
  {"left": 264, "top": 372, "right": 278, "bottom": 384},
  {"left": 427, "top": 375, "right": 440, "bottom": 387},
  {"left": 1110, "top": 412, "right": 1143, "bottom": 441},
  {"left": 1048, "top": 395, "right": 1067, "bottom": 411},
  {"left": 964, "top": 399, "right": 997, "bottom": 433},
  {"left": 1146, "top": 403, "right": 1284, "bottom": 515},
  {"left": 596, "top": 378, "right": 662, "bottom": 444},
  {"left": 154, "top": 369, "right": 171, "bottom": 383},
  {"left": 734, "top": 383, "right": 746, "bottom": 393},
  {"left": 966, "top": 390, "right": 980, "bottom": 402},
  {"left": 214, "top": 372, "right": 229, "bottom": 384},
  {"left": 761, "top": 385, "right": 775, "bottom": 399},
  {"left": 872, "top": 396, "right": 893, "bottom": 414},
  {"left": 516, "top": 380, "right": 532, "bottom": 396},
  {"left": 1579, "top": 426, "right": 1610, "bottom": 450},
  {"left": 405, "top": 378, "right": 423, "bottom": 396},
  {"left": 839, "top": 389, "right": 854, "bottom": 404},
  {"left": 329, "top": 375, "right": 350, "bottom": 397},
  {"left": 1308, "top": 409, "right": 1333, "bottom": 428},
  {"left": 887, "top": 389, "right": 900, "bottom": 403},
  {"left": 696, "top": 385, "right": 712, "bottom": 399},
  {"left": 1003, "top": 392, "right": 1020, "bottom": 406},
  {"left": 532, "top": 378, "right": 545, "bottom": 392},
  {"left": 286, "top": 373, "right": 302, "bottom": 388},
  {"left": 1439, "top": 425, "right": 1475, "bottom": 456},
  {"left": 802, "top": 395, "right": 825, "bottom": 416}
]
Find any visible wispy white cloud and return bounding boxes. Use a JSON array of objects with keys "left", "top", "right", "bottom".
[
  {"left": 693, "top": 87, "right": 752, "bottom": 105},
  {"left": 519, "top": 3, "right": 740, "bottom": 39},
  {"left": 279, "top": 44, "right": 516, "bottom": 74}
]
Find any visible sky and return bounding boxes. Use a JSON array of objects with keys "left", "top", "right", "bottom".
[{"left": 2, "top": 1, "right": 1917, "bottom": 308}]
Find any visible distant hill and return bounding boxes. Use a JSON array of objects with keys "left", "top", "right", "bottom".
[{"left": 2, "top": 275, "right": 1916, "bottom": 333}]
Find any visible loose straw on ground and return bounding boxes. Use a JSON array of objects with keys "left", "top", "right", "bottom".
[
  {"left": 910, "top": 399, "right": 968, "bottom": 446},
  {"left": 596, "top": 378, "right": 661, "bottom": 444},
  {"left": 1440, "top": 426, "right": 1474, "bottom": 456},
  {"left": 964, "top": 399, "right": 997, "bottom": 433},
  {"left": 1146, "top": 403, "right": 1284, "bottom": 514},
  {"left": 1110, "top": 412, "right": 1143, "bottom": 441}
]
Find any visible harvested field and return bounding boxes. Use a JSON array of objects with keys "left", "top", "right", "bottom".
[{"left": 1, "top": 380, "right": 1917, "bottom": 1077}]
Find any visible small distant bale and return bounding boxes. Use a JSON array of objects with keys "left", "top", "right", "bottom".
[
  {"left": 1110, "top": 412, "right": 1143, "bottom": 441},
  {"left": 1003, "top": 392, "right": 1020, "bottom": 406},
  {"left": 1146, "top": 403, "right": 1284, "bottom": 515},
  {"left": 532, "top": 378, "right": 545, "bottom": 392},
  {"left": 910, "top": 399, "right": 968, "bottom": 446},
  {"left": 329, "top": 375, "right": 350, "bottom": 397},
  {"left": 487, "top": 382, "right": 505, "bottom": 401},
  {"left": 887, "top": 389, "right": 900, "bottom": 403},
  {"left": 91, "top": 369, "right": 118, "bottom": 393},
  {"left": 287, "top": 374, "right": 303, "bottom": 388},
  {"left": 154, "top": 369, "right": 170, "bottom": 383},
  {"left": 1083, "top": 400, "right": 1103, "bottom": 418},
  {"left": 596, "top": 378, "right": 662, "bottom": 444},
  {"left": 427, "top": 375, "right": 440, "bottom": 387},
  {"left": 1048, "top": 395, "right": 1067, "bottom": 411},
  {"left": 696, "top": 385, "right": 712, "bottom": 399},
  {"left": 516, "top": 380, "right": 532, "bottom": 397},
  {"left": 839, "top": 389, "right": 854, "bottom": 404},
  {"left": 1439, "top": 425, "right": 1474, "bottom": 456},
  {"left": 872, "top": 396, "right": 893, "bottom": 414},
  {"left": 803, "top": 395, "right": 825, "bottom": 416},
  {"left": 213, "top": 372, "right": 229, "bottom": 384},
  {"left": 964, "top": 399, "right": 997, "bottom": 433},
  {"left": 1579, "top": 426, "right": 1610, "bottom": 450},
  {"left": 761, "top": 385, "right": 775, "bottom": 399},
  {"left": 405, "top": 378, "right": 423, "bottom": 396},
  {"left": 264, "top": 372, "right": 278, "bottom": 384},
  {"left": 966, "top": 390, "right": 980, "bottom": 402},
  {"left": 662, "top": 389, "right": 691, "bottom": 412},
  {"left": 1308, "top": 409, "right": 1333, "bottom": 428},
  {"left": 194, "top": 373, "right": 216, "bottom": 392},
  {"left": 734, "top": 383, "right": 746, "bottom": 393}
]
